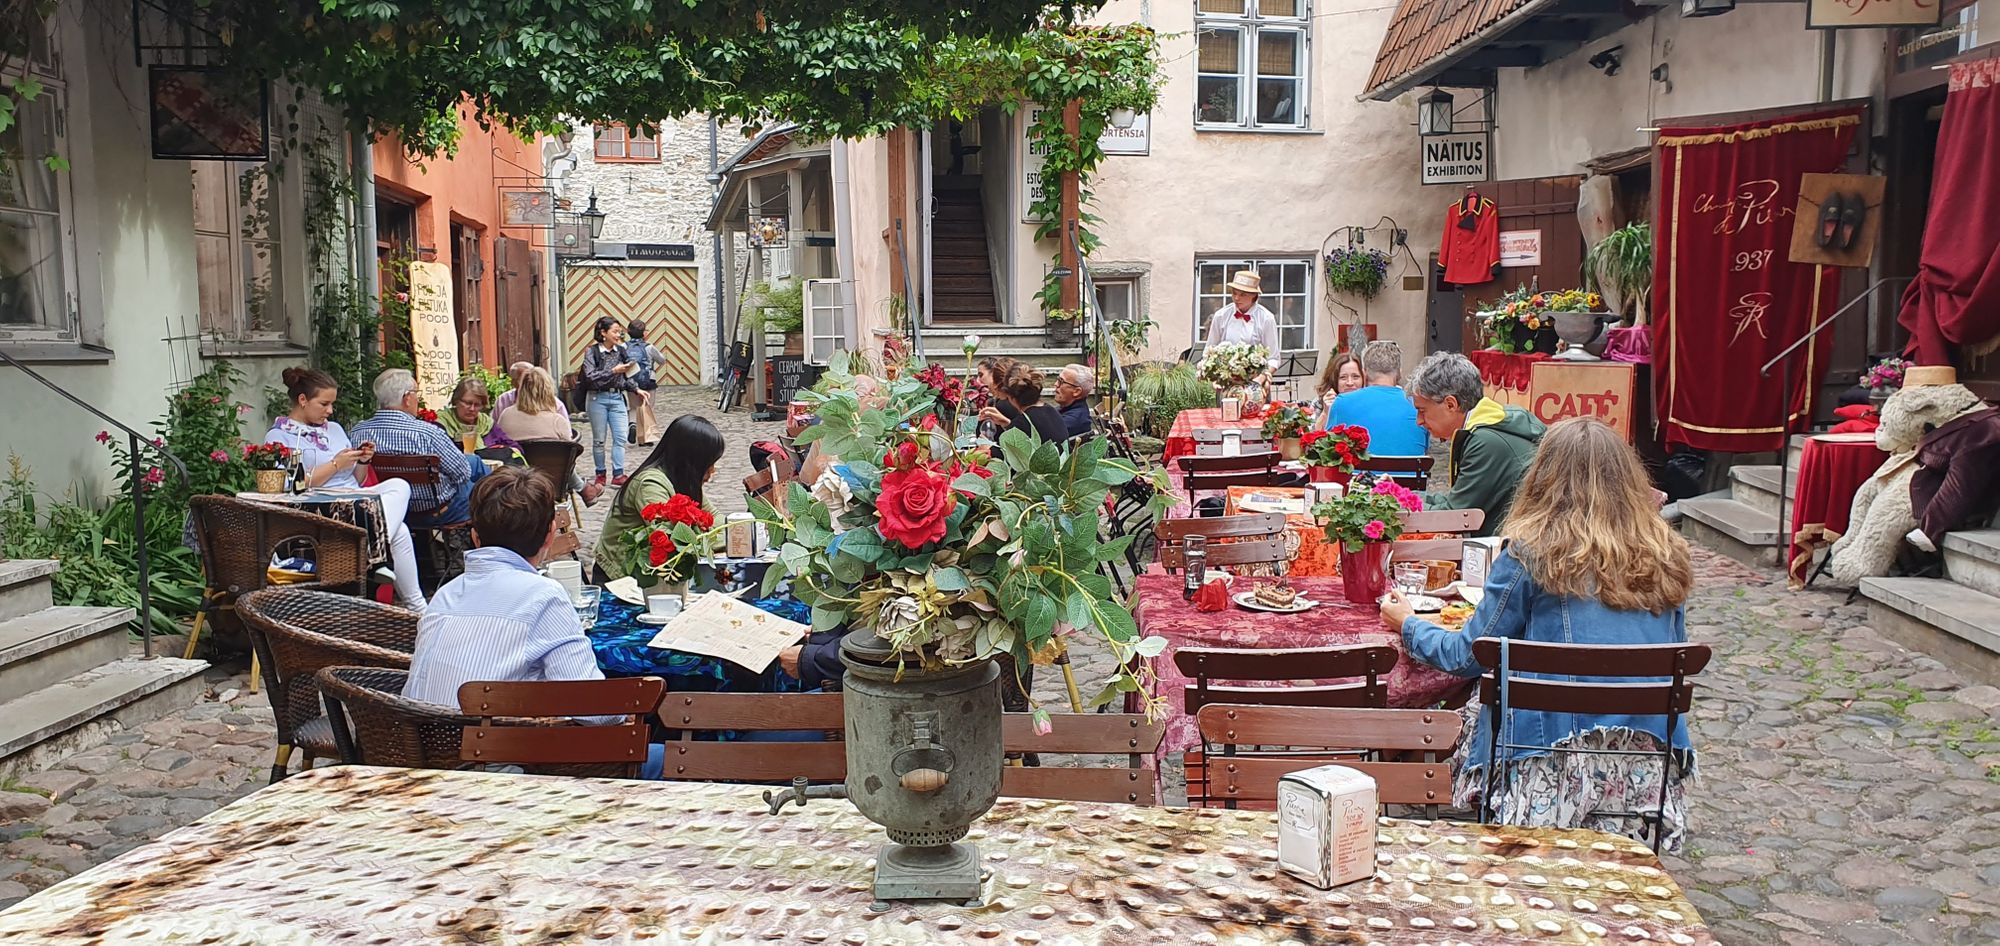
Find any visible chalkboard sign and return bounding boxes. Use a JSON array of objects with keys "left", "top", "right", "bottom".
[{"left": 766, "top": 356, "right": 821, "bottom": 406}]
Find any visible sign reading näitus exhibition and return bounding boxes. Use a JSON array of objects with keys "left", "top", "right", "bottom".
[{"left": 1420, "top": 132, "right": 1490, "bottom": 185}]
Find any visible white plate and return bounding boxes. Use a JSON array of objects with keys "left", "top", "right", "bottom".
[
  {"left": 635, "top": 612, "right": 680, "bottom": 626},
  {"left": 1232, "top": 590, "right": 1316, "bottom": 614},
  {"left": 1400, "top": 593, "right": 1447, "bottom": 613}
]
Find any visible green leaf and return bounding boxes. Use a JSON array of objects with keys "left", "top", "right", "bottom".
[
  {"left": 1133, "top": 635, "right": 1168, "bottom": 659},
  {"left": 837, "top": 527, "right": 887, "bottom": 565},
  {"left": 950, "top": 472, "right": 991, "bottom": 498},
  {"left": 811, "top": 606, "right": 847, "bottom": 633},
  {"left": 1063, "top": 590, "right": 1094, "bottom": 630},
  {"left": 779, "top": 542, "right": 813, "bottom": 578},
  {"left": 1024, "top": 595, "right": 1057, "bottom": 642},
  {"left": 1097, "top": 534, "right": 1135, "bottom": 564},
  {"left": 933, "top": 566, "right": 970, "bottom": 592},
  {"left": 1075, "top": 573, "right": 1113, "bottom": 600},
  {"left": 1030, "top": 440, "right": 1061, "bottom": 475},
  {"left": 13, "top": 78, "right": 43, "bottom": 102},
  {"left": 1094, "top": 601, "right": 1138, "bottom": 642},
  {"left": 998, "top": 428, "right": 1036, "bottom": 472}
]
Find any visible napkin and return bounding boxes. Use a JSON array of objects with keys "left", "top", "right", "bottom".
[{"left": 1193, "top": 576, "right": 1235, "bottom": 612}]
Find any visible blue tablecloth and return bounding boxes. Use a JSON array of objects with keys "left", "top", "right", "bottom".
[{"left": 587, "top": 596, "right": 809, "bottom": 692}]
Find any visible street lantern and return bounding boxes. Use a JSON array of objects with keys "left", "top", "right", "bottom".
[
  {"left": 1418, "top": 88, "right": 1454, "bottom": 136},
  {"left": 581, "top": 189, "right": 608, "bottom": 239}
]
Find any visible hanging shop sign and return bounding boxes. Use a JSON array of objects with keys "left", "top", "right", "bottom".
[
  {"left": 148, "top": 67, "right": 269, "bottom": 160},
  {"left": 501, "top": 189, "right": 556, "bottom": 227},
  {"left": 1499, "top": 230, "right": 1543, "bottom": 268},
  {"left": 1530, "top": 361, "right": 1637, "bottom": 443},
  {"left": 625, "top": 243, "right": 698, "bottom": 262},
  {"left": 1023, "top": 106, "right": 1151, "bottom": 221},
  {"left": 1420, "top": 132, "right": 1490, "bottom": 186},
  {"left": 1808, "top": 0, "right": 1942, "bottom": 29},
  {"left": 407, "top": 261, "right": 460, "bottom": 408}
]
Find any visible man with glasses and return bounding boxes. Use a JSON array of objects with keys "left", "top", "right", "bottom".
[{"left": 1054, "top": 364, "right": 1096, "bottom": 441}]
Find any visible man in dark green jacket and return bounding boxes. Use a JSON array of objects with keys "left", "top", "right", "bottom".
[{"left": 1407, "top": 351, "right": 1547, "bottom": 537}]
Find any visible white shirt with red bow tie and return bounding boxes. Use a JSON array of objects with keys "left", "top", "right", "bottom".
[{"left": 1203, "top": 302, "right": 1281, "bottom": 369}]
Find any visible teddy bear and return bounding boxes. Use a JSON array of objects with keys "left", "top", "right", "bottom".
[{"left": 1828, "top": 373, "right": 1986, "bottom": 586}]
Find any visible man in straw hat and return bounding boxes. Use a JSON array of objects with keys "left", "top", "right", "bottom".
[{"left": 1203, "top": 270, "right": 1281, "bottom": 377}]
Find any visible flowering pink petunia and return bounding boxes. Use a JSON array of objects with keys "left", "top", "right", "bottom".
[
  {"left": 94, "top": 430, "right": 111, "bottom": 444},
  {"left": 1363, "top": 519, "right": 1386, "bottom": 540},
  {"left": 209, "top": 450, "right": 229, "bottom": 463},
  {"left": 142, "top": 467, "right": 165, "bottom": 488}
]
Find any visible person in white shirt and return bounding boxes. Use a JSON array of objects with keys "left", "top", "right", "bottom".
[
  {"left": 401, "top": 466, "right": 665, "bottom": 778},
  {"left": 1202, "top": 270, "right": 1281, "bottom": 379}
]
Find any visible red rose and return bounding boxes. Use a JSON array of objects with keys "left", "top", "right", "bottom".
[
  {"left": 919, "top": 413, "right": 939, "bottom": 431},
  {"left": 641, "top": 502, "right": 669, "bottom": 521},
  {"left": 648, "top": 544, "right": 670, "bottom": 567},
  {"left": 877, "top": 463, "right": 957, "bottom": 549},
  {"left": 661, "top": 494, "right": 712, "bottom": 529},
  {"left": 648, "top": 530, "right": 671, "bottom": 549}
]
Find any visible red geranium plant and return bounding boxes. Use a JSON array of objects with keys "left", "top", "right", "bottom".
[
  {"left": 240, "top": 441, "right": 295, "bottom": 471},
  {"left": 1301, "top": 424, "right": 1370, "bottom": 472},
  {"left": 629, "top": 493, "right": 717, "bottom": 584}
]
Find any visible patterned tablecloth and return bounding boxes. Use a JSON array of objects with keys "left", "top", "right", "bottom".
[
  {"left": 588, "top": 596, "right": 807, "bottom": 691},
  {"left": 234, "top": 490, "right": 391, "bottom": 564},
  {"left": 1132, "top": 574, "right": 1474, "bottom": 760},
  {"left": 0, "top": 766, "right": 1719, "bottom": 944},
  {"left": 1164, "top": 407, "right": 1270, "bottom": 464}
]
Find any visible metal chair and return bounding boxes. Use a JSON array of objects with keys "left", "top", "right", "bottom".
[
  {"left": 1194, "top": 704, "right": 1463, "bottom": 812},
  {"left": 1000, "top": 712, "right": 1166, "bottom": 806},
  {"left": 1472, "top": 639, "right": 1711, "bottom": 853},
  {"left": 1352, "top": 455, "right": 1435, "bottom": 491},
  {"left": 516, "top": 438, "right": 585, "bottom": 506},
  {"left": 184, "top": 495, "right": 371, "bottom": 679},
  {"left": 459, "top": 677, "right": 665, "bottom": 779},
  {"left": 237, "top": 588, "right": 418, "bottom": 783},
  {"left": 1154, "top": 512, "right": 1289, "bottom": 573}
]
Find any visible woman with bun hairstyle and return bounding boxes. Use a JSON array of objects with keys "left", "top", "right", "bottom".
[{"left": 265, "top": 367, "right": 428, "bottom": 611}]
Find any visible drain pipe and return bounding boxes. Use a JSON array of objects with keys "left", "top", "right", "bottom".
[
  {"left": 710, "top": 116, "right": 727, "bottom": 382},
  {"left": 351, "top": 115, "right": 379, "bottom": 305},
  {"left": 831, "top": 139, "right": 860, "bottom": 351},
  {"left": 1816, "top": 31, "right": 1836, "bottom": 102}
]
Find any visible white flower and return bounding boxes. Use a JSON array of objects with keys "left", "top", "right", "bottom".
[
  {"left": 810, "top": 469, "right": 854, "bottom": 525},
  {"left": 962, "top": 333, "right": 981, "bottom": 354},
  {"left": 877, "top": 595, "right": 921, "bottom": 635}
]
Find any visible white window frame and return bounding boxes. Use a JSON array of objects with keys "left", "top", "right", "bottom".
[
  {"left": 1194, "top": 256, "right": 1313, "bottom": 353},
  {"left": 191, "top": 161, "right": 292, "bottom": 345},
  {"left": 1194, "top": 0, "right": 1311, "bottom": 131},
  {"left": 0, "top": 20, "right": 81, "bottom": 343},
  {"left": 804, "top": 277, "right": 843, "bottom": 367},
  {"left": 593, "top": 124, "right": 660, "bottom": 161},
  {"left": 1092, "top": 277, "right": 1139, "bottom": 325}
]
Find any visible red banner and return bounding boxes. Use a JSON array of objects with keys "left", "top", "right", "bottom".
[{"left": 1653, "top": 109, "right": 1861, "bottom": 453}]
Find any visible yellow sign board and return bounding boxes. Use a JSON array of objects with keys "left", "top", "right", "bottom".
[{"left": 407, "top": 261, "right": 458, "bottom": 409}]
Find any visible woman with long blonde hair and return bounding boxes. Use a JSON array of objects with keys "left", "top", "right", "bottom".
[{"left": 1381, "top": 416, "right": 1696, "bottom": 850}]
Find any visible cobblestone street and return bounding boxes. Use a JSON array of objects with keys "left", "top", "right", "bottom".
[{"left": 2, "top": 390, "right": 1997, "bottom": 944}]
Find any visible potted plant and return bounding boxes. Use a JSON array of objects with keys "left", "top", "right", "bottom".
[
  {"left": 1585, "top": 222, "right": 1653, "bottom": 327},
  {"left": 1260, "top": 404, "right": 1315, "bottom": 460},
  {"left": 1313, "top": 476, "right": 1424, "bottom": 605},
  {"left": 1126, "top": 361, "right": 1215, "bottom": 438},
  {"left": 1300, "top": 424, "right": 1370, "bottom": 483},
  {"left": 1325, "top": 245, "right": 1392, "bottom": 300},
  {"left": 243, "top": 441, "right": 295, "bottom": 494},
  {"left": 1106, "top": 318, "right": 1154, "bottom": 359},
  {"left": 1861, "top": 356, "right": 1909, "bottom": 404},
  {"left": 753, "top": 377, "right": 1172, "bottom": 904},
  {"left": 1045, "top": 307, "right": 1081, "bottom": 346},
  {"left": 626, "top": 494, "right": 719, "bottom": 596},
  {"left": 748, "top": 279, "right": 806, "bottom": 355}
]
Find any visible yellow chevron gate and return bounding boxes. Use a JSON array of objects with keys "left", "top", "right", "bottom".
[{"left": 561, "top": 265, "right": 701, "bottom": 385}]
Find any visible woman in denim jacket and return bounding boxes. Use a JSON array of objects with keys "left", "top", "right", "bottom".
[{"left": 1382, "top": 417, "right": 1696, "bottom": 850}]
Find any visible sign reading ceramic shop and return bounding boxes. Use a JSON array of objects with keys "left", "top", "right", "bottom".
[
  {"left": 1499, "top": 230, "right": 1542, "bottom": 268},
  {"left": 407, "top": 260, "right": 460, "bottom": 409},
  {"left": 1808, "top": 0, "right": 1941, "bottom": 29},
  {"left": 1023, "top": 106, "right": 1151, "bottom": 221},
  {"left": 1419, "top": 132, "right": 1490, "bottom": 186},
  {"left": 1529, "top": 361, "right": 1636, "bottom": 442}
]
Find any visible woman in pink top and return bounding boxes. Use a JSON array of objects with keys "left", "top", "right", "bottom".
[{"left": 495, "top": 367, "right": 601, "bottom": 504}]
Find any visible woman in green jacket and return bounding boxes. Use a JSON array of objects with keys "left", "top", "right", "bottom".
[{"left": 590, "top": 414, "right": 727, "bottom": 584}]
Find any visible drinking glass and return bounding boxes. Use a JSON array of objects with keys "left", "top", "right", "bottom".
[
  {"left": 1392, "top": 563, "right": 1428, "bottom": 596},
  {"left": 573, "top": 586, "right": 603, "bottom": 628}
]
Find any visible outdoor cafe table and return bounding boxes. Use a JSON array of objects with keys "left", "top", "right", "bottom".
[
  {"left": 588, "top": 595, "right": 804, "bottom": 691},
  {"left": 0, "top": 765, "right": 1721, "bottom": 944},
  {"left": 1131, "top": 574, "right": 1474, "bottom": 761},
  {"left": 232, "top": 489, "right": 392, "bottom": 564},
  {"left": 1164, "top": 406, "right": 1269, "bottom": 464}
]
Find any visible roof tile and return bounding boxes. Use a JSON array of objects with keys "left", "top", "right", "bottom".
[{"left": 1365, "top": 0, "right": 1545, "bottom": 98}]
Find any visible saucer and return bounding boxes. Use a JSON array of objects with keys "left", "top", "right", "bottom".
[{"left": 636, "top": 613, "right": 679, "bottom": 626}]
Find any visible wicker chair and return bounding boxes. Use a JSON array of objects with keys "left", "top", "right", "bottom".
[
  {"left": 320, "top": 668, "right": 645, "bottom": 779},
  {"left": 184, "top": 495, "right": 371, "bottom": 671},
  {"left": 236, "top": 588, "right": 419, "bottom": 783}
]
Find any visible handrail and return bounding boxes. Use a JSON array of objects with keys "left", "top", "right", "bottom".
[
  {"left": 1068, "top": 220, "right": 1129, "bottom": 410},
  {"left": 893, "top": 218, "right": 925, "bottom": 363},
  {"left": 1759, "top": 276, "right": 1912, "bottom": 376},
  {"left": 0, "top": 347, "right": 189, "bottom": 657}
]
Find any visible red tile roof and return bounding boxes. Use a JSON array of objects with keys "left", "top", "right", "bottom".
[{"left": 1364, "top": 0, "right": 1553, "bottom": 100}]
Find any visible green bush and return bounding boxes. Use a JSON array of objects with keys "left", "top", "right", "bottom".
[
  {"left": 1, "top": 457, "right": 204, "bottom": 635},
  {"left": 1125, "top": 362, "right": 1215, "bottom": 438}
]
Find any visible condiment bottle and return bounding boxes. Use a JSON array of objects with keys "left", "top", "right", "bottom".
[{"left": 1183, "top": 534, "right": 1207, "bottom": 600}]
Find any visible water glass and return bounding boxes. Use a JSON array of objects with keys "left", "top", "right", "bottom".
[
  {"left": 1392, "top": 563, "right": 1429, "bottom": 596},
  {"left": 573, "top": 586, "right": 603, "bottom": 628}
]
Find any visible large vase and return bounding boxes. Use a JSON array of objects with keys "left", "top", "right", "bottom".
[
  {"left": 840, "top": 632, "right": 1003, "bottom": 906},
  {"left": 1339, "top": 542, "right": 1391, "bottom": 605}
]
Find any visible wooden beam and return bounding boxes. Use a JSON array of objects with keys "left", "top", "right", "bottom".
[
  {"left": 1459, "top": 47, "right": 1545, "bottom": 68},
  {"left": 1429, "top": 67, "right": 1497, "bottom": 88}
]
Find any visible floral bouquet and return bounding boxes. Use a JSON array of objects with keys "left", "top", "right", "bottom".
[
  {"left": 1861, "top": 357, "right": 1909, "bottom": 394},
  {"left": 1313, "top": 478, "right": 1424, "bottom": 553},
  {"left": 754, "top": 374, "right": 1175, "bottom": 717},
  {"left": 1197, "top": 342, "right": 1269, "bottom": 389},
  {"left": 1300, "top": 424, "right": 1370, "bottom": 472},
  {"left": 241, "top": 441, "right": 295, "bottom": 471},
  {"left": 1535, "top": 288, "right": 1605, "bottom": 313},
  {"left": 1260, "top": 403, "right": 1315, "bottom": 441},
  {"left": 630, "top": 494, "right": 717, "bottom": 586},
  {"left": 914, "top": 362, "right": 964, "bottom": 410},
  {"left": 1325, "top": 245, "right": 1391, "bottom": 300}
]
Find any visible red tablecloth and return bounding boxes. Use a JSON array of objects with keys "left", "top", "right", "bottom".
[
  {"left": 1131, "top": 574, "right": 1474, "bottom": 764},
  {"left": 1467, "top": 349, "right": 1550, "bottom": 393},
  {"left": 1163, "top": 407, "right": 1269, "bottom": 463},
  {"left": 1788, "top": 432, "right": 1890, "bottom": 588}
]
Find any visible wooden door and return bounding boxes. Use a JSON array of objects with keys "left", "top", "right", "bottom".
[
  {"left": 1457, "top": 176, "right": 1585, "bottom": 314},
  {"left": 493, "top": 236, "right": 539, "bottom": 369},
  {"left": 451, "top": 225, "right": 485, "bottom": 366}
]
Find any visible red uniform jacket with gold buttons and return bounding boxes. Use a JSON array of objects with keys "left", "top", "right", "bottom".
[{"left": 1440, "top": 195, "right": 1500, "bottom": 286}]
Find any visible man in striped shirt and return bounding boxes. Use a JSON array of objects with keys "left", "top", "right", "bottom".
[{"left": 402, "top": 467, "right": 664, "bottom": 777}]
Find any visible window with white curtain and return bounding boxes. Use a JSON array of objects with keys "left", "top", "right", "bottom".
[
  {"left": 1195, "top": 257, "right": 1313, "bottom": 352},
  {"left": 1195, "top": 0, "right": 1310, "bottom": 130},
  {"left": 0, "top": 19, "right": 79, "bottom": 338}
]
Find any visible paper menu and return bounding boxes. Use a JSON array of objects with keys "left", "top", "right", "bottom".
[{"left": 644, "top": 592, "right": 809, "bottom": 671}]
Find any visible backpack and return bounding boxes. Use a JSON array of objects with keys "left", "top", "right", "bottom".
[{"left": 624, "top": 339, "right": 656, "bottom": 390}]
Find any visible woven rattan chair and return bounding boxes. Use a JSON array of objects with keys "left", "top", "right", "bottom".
[
  {"left": 320, "top": 668, "right": 647, "bottom": 779},
  {"left": 237, "top": 588, "right": 418, "bottom": 783},
  {"left": 185, "top": 495, "right": 371, "bottom": 675}
]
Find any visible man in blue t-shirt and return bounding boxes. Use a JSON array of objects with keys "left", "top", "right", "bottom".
[{"left": 1327, "top": 340, "right": 1429, "bottom": 458}]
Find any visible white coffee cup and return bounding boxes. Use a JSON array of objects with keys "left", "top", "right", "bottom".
[{"left": 647, "top": 594, "right": 684, "bottom": 620}]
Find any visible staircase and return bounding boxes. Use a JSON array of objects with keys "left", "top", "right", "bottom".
[
  {"left": 931, "top": 178, "right": 1000, "bottom": 324},
  {"left": 1861, "top": 530, "right": 2000, "bottom": 687},
  {"left": 0, "top": 559, "right": 208, "bottom": 781},
  {"left": 1675, "top": 436, "right": 1804, "bottom": 569}
]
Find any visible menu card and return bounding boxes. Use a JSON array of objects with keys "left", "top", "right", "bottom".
[{"left": 645, "top": 592, "right": 809, "bottom": 671}]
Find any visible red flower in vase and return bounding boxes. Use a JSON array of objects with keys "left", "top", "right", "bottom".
[{"left": 876, "top": 463, "right": 957, "bottom": 549}]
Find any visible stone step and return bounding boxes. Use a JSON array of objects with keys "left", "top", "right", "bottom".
[
  {"left": 1727, "top": 464, "right": 1787, "bottom": 523},
  {"left": 1942, "top": 529, "right": 2000, "bottom": 599},
  {"left": 0, "top": 606, "right": 133, "bottom": 705},
  {"left": 0, "top": 559, "right": 58, "bottom": 624},
  {"left": 0, "top": 655, "right": 210, "bottom": 781},
  {"left": 1859, "top": 576, "right": 2000, "bottom": 689},
  {"left": 1678, "top": 492, "right": 1781, "bottom": 569}
]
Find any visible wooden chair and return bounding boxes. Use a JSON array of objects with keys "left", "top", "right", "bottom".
[
  {"left": 658, "top": 691, "right": 847, "bottom": 782},
  {"left": 458, "top": 678, "right": 665, "bottom": 779},
  {"left": 367, "top": 452, "right": 474, "bottom": 584},
  {"left": 1174, "top": 644, "right": 1398, "bottom": 715},
  {"left": 1175, "top": 451, "right": 1281, "bottom": 496},
  {"left": 1353, "top": 455, "right": 1435, "bottom": 491},
  {"left": 1154, "top": 512, "right": 1289, "bottom": 573},
  {"left": 1392, "top": 509, "right": 1485, "bottom": 563},
  {"left": 237, "top": 588, "right": 418, "bottom": 783},
  {"left": 1000, "top": 712, "right": 1165, "bottom": 806},
  {"left": 184, "top": 495, "right": 371, "bottom": 685},
  {"left": 1191, "top": 428, "right": 1274, "bottom": 457},
  {"left": 1472, "top": 639, "right": 1711, "bottom": 853},
  {"left": 1194, "top": 704, "right": 1464, "bottom": 811},
  {"left": 743, "top": 455, "right": 797, "bottom": 513}
]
